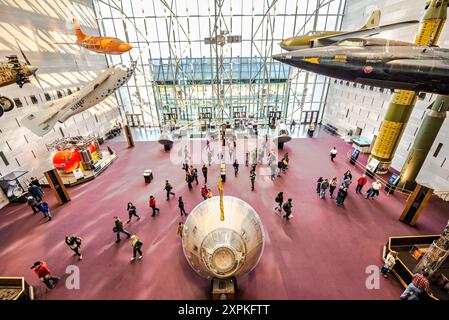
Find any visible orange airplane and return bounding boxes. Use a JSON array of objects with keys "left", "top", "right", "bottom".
[{"left": 55, "top": 18, "right": 132, "bottom": 55}]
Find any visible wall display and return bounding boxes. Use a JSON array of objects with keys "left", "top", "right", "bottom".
[
  {"left": 0, "top": 171, "right": 28, "bottom": 202},
  {"left": 273, "top": 38, "right": 449, "bottom": 95},
  {"left": 21, "top": 63, "right": 135, "bottom": 136},
  {"left": 366, "top": 157, "right": 380, "bottom": 173},
  {"left": 54, "top": 18, "right": 132, "bottom": 55},
  {"left": 280, "top": 10, "right": 418, "bottom": 51}
]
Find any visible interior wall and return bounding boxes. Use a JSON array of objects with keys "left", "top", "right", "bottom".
[
  {"left": 0, "top": 0, "right": 122, "bottom": 198},
  {"left": 322, "top": 0, "right": 449, "bottom": 192}
]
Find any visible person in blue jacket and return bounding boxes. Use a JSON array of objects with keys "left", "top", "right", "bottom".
[
  {"left": 38, "top": 201, "right": 52, "bottom": 221},
  {"left": 28, "top": 183, "right": 44, "bottom": 201}
]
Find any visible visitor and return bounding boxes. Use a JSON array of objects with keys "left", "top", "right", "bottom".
[
  {"left": 250, "top": 171, "right": 256, "bottom": 191},
  {"left": 38, "top": 201, "right": 52, "bottom": 221},
  {"left": 330, "top": 147, "right": 337, "bottom": 161},
  {"left": 130, "top": 235, "right": 143, "bottom": 261},
  {"left": 282, "top": 198, "right": 293, "bottom": 221},
  {"left": 400, "top": 271, "right": 431, "bottom": 300},
  {"left": 164, "top": 180, "right": 176, "bottom": 200},
  {"left": 366, "top": 180, "right": 382, "bottom": 199},
  {"left": 31, "top": 261, "right": 60, "bottom": 289},
  {"left": 126, "top": 202, "right": 140, "bottom": 223},
  {"left": 113, "top": 216, "right": 131, "bottom": 242},
  {"left": 343, "top": 170, "right": 353, "bottom": 181},
  {"left": 245, "top": 151, "right": 249, "bottom": 167},
  {"left": 277, "top": 160, "right": 284, "bottom": 177},
  {"left": 149, "top": 196, "right": 160, "bottom": 216},
  {"left": 28, "top": 183, "right": 44, "bottom": 201},
  {"left": 336, "top": 186, "right": 348, "bottom": 206},
  {"left": 270, "top": 160, "right": 278, "bottom": 180},
  {"left": 193, "top": 168, "right": 199, "bottom": 185},
  {"left": 27, "top": 195, "right": 39, "bottom": 214},
  {"left": 201, "top": 185, "right": 208, "bottom": 200},
  {"left": 342, "top": 176, "right": 352, "bottom": 188},
  {"left": 206, "top": 189, "right": 213, "bottom": 198},
  {"left": 178, "top": 196, "right": 187, "bottom": 216},
  {"left": 202, "top": 165, "right": 208, "bottom": 183},
  {"left": 380, "top": 251, "right": 399, "bottom": 278},
  {"left": 186, "top": 173, "right": 193, "bottom": 190},
  {"left": 329, "top": 177, "right": 338, "bottom": 198},
  {"left": 275, "top": 192, "right": 284, "bottom": 212},
  {"left": 356, "top": 174, "right": 368, "bottom": 193},
  {"left": 177, "top": 222, "right": 184, "bottom": 238},
  {"left": 30, "top": 177, "right": 41, "bottom": 188},
  {"left": 320, "top": 178, "right": 330, "bottom": 199},
  {"left": 316, "top": 177, "right": 324, "bottom": 193},
  {"left": 65, "top": 235, "right": 83, "bottom": 260},
  {"left": 233, "top": 159, "right": 239, "bottom": 177},
  {"left": 308, "top": 123, "right": 315, "bottom": 137},
  {"left": 206, "top": 139, "right": 210, "bottom": 150},
  {"left": 207, "top": 149, "right": 213, "bottom": 166}
]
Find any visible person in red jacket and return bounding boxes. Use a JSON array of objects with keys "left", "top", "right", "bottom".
[
  {"left": 356, "top": 174, "right": 368, "bottom": 194},
  {"left": 30, "top": 261, "right": 60, "bottom": 289},
  {"left": 149, "top": 195, "right": 160, "bottom": 216}
]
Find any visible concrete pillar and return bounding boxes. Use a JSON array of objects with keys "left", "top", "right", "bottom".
[{"left": 368, "top": 0, "right": 448, "bottom": 174}]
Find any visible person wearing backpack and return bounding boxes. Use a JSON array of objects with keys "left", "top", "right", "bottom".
[
  {"left": 178, "top": 196, "right": 187, "bottom": 216},
  {"left": 113, "top": 216, "right": 131, "bottom": 243},
  {"left": 38, "top": 201, "right": 52, "bottom": 221},
  {"left": 164, "top": 180, "right": 176, "bottom": 200},
  {"left": 27, "top": 195, "right": 39, "bottom": 214},
  {"left": 65, "top": 235, "right": 83, "bottom": 260},
  {"left": 282, "top": 199, "right": 293, "bottom": 221},
  {"left": 130, "top": 235, "right": 143, "bottom": 261},
  {"left": 275, "top": 192, "right": 284, "bottom": 212}
]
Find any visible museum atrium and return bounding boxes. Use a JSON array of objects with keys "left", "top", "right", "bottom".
[{"left": 0, "top": 0, "right": 449, "bottom": 301}]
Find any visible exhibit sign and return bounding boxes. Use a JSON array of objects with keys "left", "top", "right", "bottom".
[
  {"left": 73, "top": 168, "right": 84, "bottom": 180},
  {"left": 366, "top": 157, "right": 380, "bottom": 173}
]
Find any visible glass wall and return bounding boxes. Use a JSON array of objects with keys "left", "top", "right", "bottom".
[{"left": 92, "top": 0, "right": 346, "bottom": 126}]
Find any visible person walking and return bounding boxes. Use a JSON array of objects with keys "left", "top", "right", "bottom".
[
  {"left": 380, "top": 251, "right": 399, "bottom": 278},
  {"left": 275, "top": 192, "right": 284, "bottom": 212},
  {"left": 206, "top": 139, "right": 210, "bottom": 150},
  {"left": 366, "top": 180, "right": 382, "bottom": 199},
  {"left": 250, "top": 171, "right": 256, "bottom": 191},
  {"left": 65, "top": 235, "right": 83, "bottom": 260},
  {"left": 38, "top": 201, "right": 52, "bottom": 221},
  {"left": 329, "top": 177, "right": 338, "bottom": 198},
  {"left": 149, "top": 196, "right": 160, "bottom": 216},
  {"left": 282, "top": 199, "right": 293, "bottom": 221},
  {"left": 177, "top": 222, "right": 184, "bottom": 238},
  {"left": 28, "top": 183, "right": 44, "bottom": 201},
  {"left": 330, "top": 147, "right": 338, "bottom": 161},
  {"left": 343, "top": 170, "right": 353, "bottom": 181},
  {"left": 233, "top": 159, "right": 239, "bottom": 177},
  {"left": 27, "top": 195, "right": 39, "bottom": 214},
  {"left": 186, "top": 173, "right": 193, "bottom": 190},
  {"left": 178, "top": 196, "right": 187, "bottom": 216},
  {"left": 336, "top": 186, "right": 348, "bottom": 206},
  {"left": 193, "top": 168, "right": 199, "bottom": 185},
  {"left": 202, "top": 165, "right": 208, "bottom": 183},
  {"left": 341, "top": 176, "right": 352, "bottom": 188},
  {"left": 164, "top": 180, "right": 176, "bottom": 200},
  {"left": 245, "top": 151, "right": 249, "bottom": 167},
  {"left": 400, "top": 271, "right": 431, "bottom": 300},
  {"left": 356, "top": 174, "right": 368, "bottom": 193},
  {"left": 320, "top": 178, "right": 330, "bottom": 199},
  {"left": 31, "top": 261, "right": 60, "bottom": 289},
  {"left": 201, "top": 185, "right": 208, "bottom": 200},
  {"left": 207, "top": 149, "right": 213, "bottom": 166},
  {"left": 206, "top": 188, "right": 213, "bottom": 198},
  {"left": 316, "top": 177, "right": 324, "bottom": 193},
  {"left": 126, "top": 202, "right": 140, "bottom": 223},
  {"left": 113, "top": 216, "right": 131, "bottom": 242},
  {"left": 130, "top": 235, "right": 143, "bottom": 261}
]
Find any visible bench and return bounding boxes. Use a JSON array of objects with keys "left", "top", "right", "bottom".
[{"left": 323, "top": 123, "right": 338, "bottom": 135}]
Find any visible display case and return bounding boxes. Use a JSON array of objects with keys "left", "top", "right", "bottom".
[{"left": 0, "top": 171, "right": 29, "bottom": 203}]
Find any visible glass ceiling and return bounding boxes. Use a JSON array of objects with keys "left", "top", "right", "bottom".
[{"left": 92, "top": 0, "right": 346, "bottom": 126}]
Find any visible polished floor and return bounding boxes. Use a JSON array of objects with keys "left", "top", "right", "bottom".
[{"left": 0, "top": 131, "right": 448, "bottom": 299}]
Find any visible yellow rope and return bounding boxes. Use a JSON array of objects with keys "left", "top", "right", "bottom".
[{"left": 218, "top": 176, "right": 224, "bottom": 221}]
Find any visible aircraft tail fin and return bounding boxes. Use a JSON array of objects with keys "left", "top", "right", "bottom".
[
  {"left": 361, "top": 9, "right": 381, "bottom": 29},
  {"left": 21, "top": 106, "right": 61, "bottom": 137},
  {"left": 73, "top": 18, "right": 86, "bottom": 42}
]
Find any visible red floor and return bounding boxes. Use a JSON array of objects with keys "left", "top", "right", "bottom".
[{"left": 0, "top": 133, "right": 448, "bottom": 300}]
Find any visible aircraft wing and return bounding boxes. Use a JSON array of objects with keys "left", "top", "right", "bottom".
[{"left": 317, "top": 20, "right": 419, "bottom": 44}]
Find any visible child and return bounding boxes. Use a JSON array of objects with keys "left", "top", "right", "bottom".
[
  {"left": 38, "top": 201, "right": 52, "bottom": 221},
  {"left": 380, "top": 251, "right": 399, "bottom": 278}
]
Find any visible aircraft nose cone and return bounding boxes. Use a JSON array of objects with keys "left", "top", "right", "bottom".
[
  {"left": 28, "top": 66, "right": 38, "bottom": 75},
  {"left": 279, "top": 39, "right": 290, "bottom": 51},
  {"left": 272, "top": 53, "right": 288, "bottom": 62},
  {"left": 120, "top": 43, "right": 133, "bottom": 52}
]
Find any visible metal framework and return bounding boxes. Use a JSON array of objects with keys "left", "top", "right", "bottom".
[{"left": 91, "top": 0, "right": 346, "bottom": 127}]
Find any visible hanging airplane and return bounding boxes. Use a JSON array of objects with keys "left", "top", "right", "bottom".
[
  {"left": 55, "top": 18, "right": 133, "bottom": 55},
  {"left": 272, "top": 38, "right": 449, "bottom": 95},
  {"left": 279, "top": 10, "right": 419, "bottom": 51},
  {"left": 0, "top": 43, "right": 40, "bottom": 116},
  {"left": 21, "top": 62, "right": 135, "bottom": 136}
]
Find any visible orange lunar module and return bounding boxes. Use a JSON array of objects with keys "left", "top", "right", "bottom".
[
  {"left": 52, "top": 138, "right": 100, "bottom": 173},
  {"left": 56, "top": 18, "right": 132, "bottom": 55}
]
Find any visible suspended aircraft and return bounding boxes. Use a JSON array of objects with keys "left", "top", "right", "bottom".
[
  {"left": 280, "top": 10, "right": 418, "bottom": 51},
  {"left": 273, "top": 38, "right": 449, "bottom": 95},
  {"left": 55, "top": 18, "right": 133, "bottom": 55}
]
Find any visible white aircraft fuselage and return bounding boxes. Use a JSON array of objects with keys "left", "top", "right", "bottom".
[{"left": 21, "top": 63, "right": 134, "bottom": 136}]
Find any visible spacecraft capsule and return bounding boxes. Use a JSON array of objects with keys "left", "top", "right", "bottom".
[{"left": 182, "top": 196, "right": 265, "bottom": 279}]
